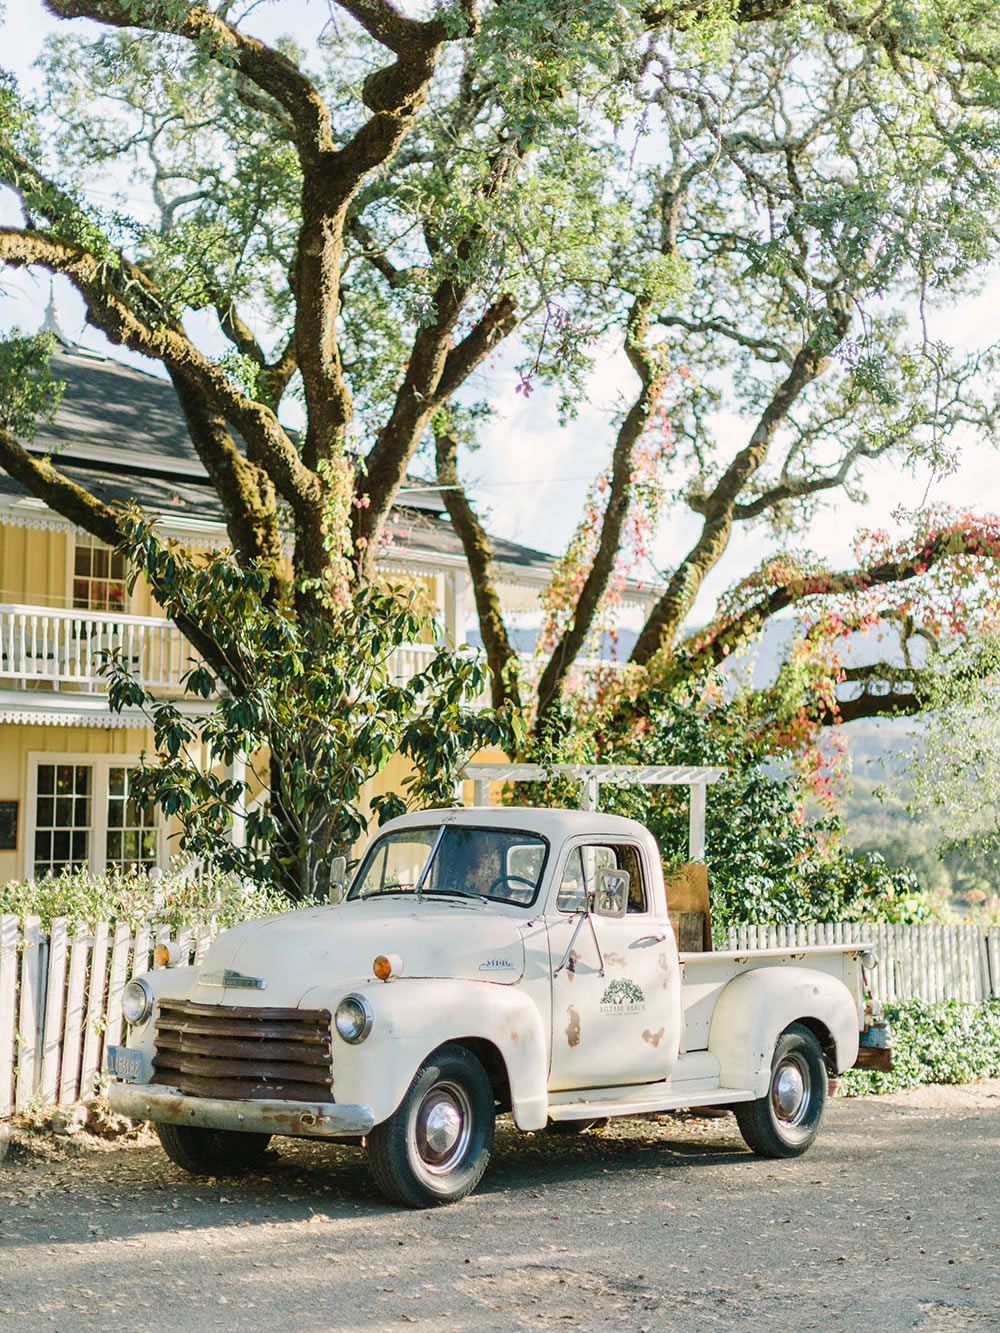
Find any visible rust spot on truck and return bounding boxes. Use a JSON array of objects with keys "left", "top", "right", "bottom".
[
  {"left": 566, "top": 949, "right": 580, "bottom": 979},
  {"left": 566, "top": 1006, "right": 581, "bottom": 1048},
  {"left": 642, "top": 1027, "right": 665, "bottom": 1047},
  {"left": 604, "top": 951, "right": 626, "bottom": 969}
]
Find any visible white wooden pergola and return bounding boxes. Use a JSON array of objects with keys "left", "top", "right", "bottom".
[{"left": 461, "top": 764, "right": 725, "bottom": 861}]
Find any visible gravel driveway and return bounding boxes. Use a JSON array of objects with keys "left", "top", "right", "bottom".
[{"left": 1, "top": 1085, "right": 999, "bottom": 1333}]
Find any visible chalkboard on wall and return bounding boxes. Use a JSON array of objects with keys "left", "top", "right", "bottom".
[{"left": 0, "top": 801, "right": 18, "bottom": 851}]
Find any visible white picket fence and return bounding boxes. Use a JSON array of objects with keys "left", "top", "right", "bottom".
[
  {"left": 722, "top": 921, "right": 1000, "bottom": 1007},
  {"left": 0, "top": 914, "right": 215, "bottom": 1118},
  {"left": 2, "top": 914, "right": 1000, "bottom": 1117}
]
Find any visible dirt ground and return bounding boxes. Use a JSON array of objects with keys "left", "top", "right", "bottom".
[
  {"left": 4, "top": 1078, "right": 1000, "bottom": 1165},
  {"left": 2, "top": 1085, "right": 1000, "bottom": 1332}
]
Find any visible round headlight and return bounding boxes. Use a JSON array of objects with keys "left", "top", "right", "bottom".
[
  {"left": 334, "top": 994, "right": 373, "bottom": 1044},
  {"left": 122, "top": 977, "right": 154, "bottom": 1026}
]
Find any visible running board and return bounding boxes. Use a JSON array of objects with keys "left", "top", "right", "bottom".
[{"left": 547, "top": 1084, "right": 757, "bottom": 1121}]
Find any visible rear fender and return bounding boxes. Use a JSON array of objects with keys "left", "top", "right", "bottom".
[{"left": 708, "top": 967, "right": 860, "bottom": 1095}]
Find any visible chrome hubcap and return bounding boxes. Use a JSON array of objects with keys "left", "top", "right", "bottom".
[
  {"left": 424, "top": 1099, "right": 462, "bottom": 1155},
  {"left": 413, "top": 1081, "right": 472, "bottom": 1175},
  {"left": 772, "top": 1056, "right": 809, "bottom": 1124}
]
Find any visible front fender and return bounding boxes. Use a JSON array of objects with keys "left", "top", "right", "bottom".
[
  {"left": 708, "top": 966, "right": 860, "bottom": 1096},
  {"left": 302, "top": 978, "right": 550, "bottom": 1131}
]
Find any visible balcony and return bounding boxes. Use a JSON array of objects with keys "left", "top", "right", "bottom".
[
  {"left": 0, "top": 606, "right": 625, "bottom": 706},
  {"left": 0, "top": 604, "right": 201, "bottom": 694}
]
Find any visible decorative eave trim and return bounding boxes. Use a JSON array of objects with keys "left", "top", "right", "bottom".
[
  {"left": 0, "top": 499, "right": 228, "bottom": 544},
  {"left": 0, "top": 707, "right": 151, "bottom": 729},
  {"left": 0, "top": 688, "right": 216, "bottom": 729}
]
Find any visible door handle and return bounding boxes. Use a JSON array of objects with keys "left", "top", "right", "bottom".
[{"left": 632, "top": 933, "right": 667, "bottom": 945}]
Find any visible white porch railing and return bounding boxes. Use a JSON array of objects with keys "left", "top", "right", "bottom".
[
  {"left": 0, "top": 604, "right": 203, "bottom": 693},
  {"left": 0, "top": 607, "right": 629, "bottom": 703}
]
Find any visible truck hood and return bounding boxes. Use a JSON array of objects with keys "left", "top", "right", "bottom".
[{"left": 192, "top": 897, "right": 526, "bottom": 1006}]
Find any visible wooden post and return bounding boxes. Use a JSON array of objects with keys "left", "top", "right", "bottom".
[
  {"left": 15, "top": 915, "right": 42, "bottom": 1112},
  {"left": 688, "top": 783, "right": 706, "bottom": 861},
  {"left": 0, "top": 915, "right": 18, "bottom": 1117},
  {"left": 39, "top": 918, "right": 68, "bottom": 1106},
  {"left": 229, "top": 751, "right": 247, "bottom": 848},
  {"left": 104, "top": 923, "right": 132, "bottom": 1051},
  {"left": 80, "top": 920, "right": 109, "bottom": 1100},
  {"left": 59, "top": 925, "right": 90, "bottom": 1106}
]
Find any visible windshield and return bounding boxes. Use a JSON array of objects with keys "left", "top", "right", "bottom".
[{"left": 348, "top": 825, "right": 549, "bottom": 907}]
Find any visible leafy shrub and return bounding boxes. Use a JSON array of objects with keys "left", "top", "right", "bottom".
[
  {"left": 840, "top": 1000, "right": 1000, "bottom": 1095},
  {"left": 520, "top": 691, "right": 929, "bottom": 925},
  {"left": 0, "top": 865, "right": 297, "bottom": 933}
]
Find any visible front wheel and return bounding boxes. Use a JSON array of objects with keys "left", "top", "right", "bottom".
[
  {"left": 734, "top": 1023, "right": 827, "bottom": 1159},
  {"left": 367, "top": 1044, "right": 495, "bottom": 1207},
  {"left": 155, "top": 1121, "right": 272, "bottom": 1174}
]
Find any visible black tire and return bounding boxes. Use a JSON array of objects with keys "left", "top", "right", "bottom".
[
  {"left": 155, "top": 1121, "right": 272, "bottom": 1175},
  {"left": 733, "top": 1023, "right": 827, "bottom": 1159},
  {"left": 367, "top": 1044, "right": 495, "bottom": 1207}
]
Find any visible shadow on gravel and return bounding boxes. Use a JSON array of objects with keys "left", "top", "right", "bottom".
[
  {"left": 0, "top": 1112, "right": 760, "bottom": 1240},
  {"left": 154, "top": 1117, "right": 746, "bottom": 1210}
]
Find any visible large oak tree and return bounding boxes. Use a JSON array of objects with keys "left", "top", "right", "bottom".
[{"left": 3, "top": 0, "right": 1000, "bottom": 805}]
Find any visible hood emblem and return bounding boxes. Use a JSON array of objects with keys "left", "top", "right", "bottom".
[
  {"left": 198, "top": 969, "right": 267, "bottom": 990},
  {"left": 479, "top": 958, "right": 515, "bottom": 971}
]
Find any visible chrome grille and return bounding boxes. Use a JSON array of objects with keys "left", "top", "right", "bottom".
[{"left": 151, "top": 998, "right": 334, "bottom": 1102}]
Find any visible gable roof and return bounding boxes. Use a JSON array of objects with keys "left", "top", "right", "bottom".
[{"left": 3, "top": 335, "right": 557, "bottom": 579}]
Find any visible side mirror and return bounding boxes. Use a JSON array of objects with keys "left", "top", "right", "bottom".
[
  {"left": 590, "top": 868, "right": 629, "bottom": 919},
  {"left": 329, "top": 855, "right": 347, "bottom": 904}
]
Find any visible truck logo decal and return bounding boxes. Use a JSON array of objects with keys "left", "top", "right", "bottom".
[
  {"left": 599, "top": 978, "right": 646, "bottom": 1015},
  {"left": 479, "top": 958, "right": 515, "bottom": 971}
]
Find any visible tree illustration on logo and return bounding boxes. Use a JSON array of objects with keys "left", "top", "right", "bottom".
[{"left": 601, "top": 979, "right": 645, "bottom": 1007}]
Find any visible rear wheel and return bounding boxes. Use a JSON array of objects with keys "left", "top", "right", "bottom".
[
  {"left": 367, "top": 1044, "right": 495, "bottom": 1207},
  {"left": 734, "top": 1023, "right": 826, "bottom": 1158},
  {"left": 155, "top": 1122, "right": 272, "bottom": 1175}
]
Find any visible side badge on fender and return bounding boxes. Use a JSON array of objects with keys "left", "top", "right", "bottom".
[{"left": 198, "top": 969, "right": 267, "bottom": 990}]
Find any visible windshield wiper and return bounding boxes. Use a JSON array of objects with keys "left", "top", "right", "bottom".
[{"left": 422, "top": 887, "right": 488, "bottom": 902}]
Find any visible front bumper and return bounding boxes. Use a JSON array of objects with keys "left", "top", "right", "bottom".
[{"left": 109, "top": 1081, "right": 376, "bottom": 1138}]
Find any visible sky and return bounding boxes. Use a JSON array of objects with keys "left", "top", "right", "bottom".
[{"left": 3, "top": 0, "right": 1000, "bottom": 634}]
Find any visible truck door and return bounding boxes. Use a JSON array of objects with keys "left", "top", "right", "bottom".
[{"left": 546, "top": 840, "right": 681, "bottom": 1092}]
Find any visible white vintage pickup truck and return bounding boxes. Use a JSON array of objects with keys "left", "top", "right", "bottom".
[{"left": 108, "top": 806, "right": 888, "bottom": 1207}]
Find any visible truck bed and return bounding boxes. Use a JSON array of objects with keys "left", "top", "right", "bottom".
[{"left": 679, "top": 942, "right": 869, "bottom": 1054}]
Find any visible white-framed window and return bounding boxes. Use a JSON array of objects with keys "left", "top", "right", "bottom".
[
  {"left": 26, "top": 754, "right": 163, "bottom": 879},
  {"left": 71, "top": 535, "right": 127, "bottom": 613}
]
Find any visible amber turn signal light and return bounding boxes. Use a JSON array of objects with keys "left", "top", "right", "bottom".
[
  {"left": 153, "top": 941, "right": 182, "bottom": 968},
  {"left": 373, "top": 953, "right": 403, "bottom": 981}
]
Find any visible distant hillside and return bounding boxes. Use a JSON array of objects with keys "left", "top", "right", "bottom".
[{"left": 839, "top": 716, "right": 1000, "bottom": 906}]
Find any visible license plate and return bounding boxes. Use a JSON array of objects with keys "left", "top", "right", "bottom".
[{"left": 106, "top": 1045, "right": 144, "bottom": 1082}]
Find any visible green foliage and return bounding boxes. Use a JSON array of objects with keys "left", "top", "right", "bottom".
[
  {"left": 610, "top": 714, "right": 926, "bottom": 927},
  {"left": 0, "top": 331, "right": 63, "bottom": 439},
  {"left": 104, "top": 514, "right": 523, "bottom": 898},
  {"left": 0, "top": 863, "right": 293, "bottom": 933},
  {"left": 840, "top": 1000, "right": 1000, "bottom": 1095},
  {"left": 901, "top": 635, "right": 1000, "bottom": 855},
  {"left": 511, "top": 689, "right": 928, "bottom": 924}
]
